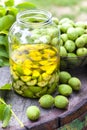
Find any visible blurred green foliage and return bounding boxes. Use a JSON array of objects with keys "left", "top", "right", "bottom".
[{"left": 26, "top": 0, "right": 82, "bottom": 7}]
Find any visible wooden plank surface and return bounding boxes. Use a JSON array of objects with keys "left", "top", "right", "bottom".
[{"left": 0, "top": 66, "right": 87, "bottom": 130}]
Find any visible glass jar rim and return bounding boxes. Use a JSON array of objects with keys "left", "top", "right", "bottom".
[{"left": 17, "top": 9, "right": 52, "bottom": 26}]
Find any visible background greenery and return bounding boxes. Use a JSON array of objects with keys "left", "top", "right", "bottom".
[
  {"left": 24, "top": 0, "right": 87, "bottom": 21},
  {"left": 26, "top": 0, "right": 82, "bottom": 7}
]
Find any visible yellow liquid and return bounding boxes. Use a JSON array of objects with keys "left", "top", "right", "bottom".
[{"left": 10, "top": 44, "right": 60, "bottom": 97}]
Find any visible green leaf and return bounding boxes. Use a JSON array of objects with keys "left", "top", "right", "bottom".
[
  {"left": 2, "top": 35, "right": 9, "bottom": 53},
  {"left": 0, "top": 59, "right": 3, "bottom": 66},
  {"left": 4, "top": 0, "right": 14, "bottom": 7},
  {"left": 70, "top": 119, "right": 84, "bottom": 130},
  {"left": 2, "top": 58, "right": 9, "bottom": 66},
  {"left": 0, "top": 14, "right": 15, "bottom": 31},
  {"left": 0, "top": 84, "right": 12, "bottom": 90},
  {"left": 0, "top": 104, "right": 6, "bottom": 120},
  {"left": 0, "top": 7, "right": 6, "bottom": 17},
  {"left": 0, "top": 35, "right": 7, "bottom": 45},
  {"left": 6, "top": 7, "right": 18, "bottom": 16},
  {"left": 0, "top": 99, "right": 12, "bottom": 128},
  {"left": 2, "top": 105, "right": 12, "bottom": 128},
  {"left": 0, "top": 30, "right": 8, "bottom": 35},
  {"left": 0, "top": 57, "right": 9, "bottom": 67},
  {"left": 0, "top": 98, "right": 24, "bottom": 128},
  {"left": 0, "top": 98, "right": 5, "bottom": 104},
  {"left": 0, "top": 48, "right": 9, "bottom": 58},
  {"left": 15, "top": 2, "right": 36, "bottom": 11}
]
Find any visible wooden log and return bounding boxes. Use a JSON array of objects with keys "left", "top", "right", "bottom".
[{"left": 0, "top": 66, "right": 87, "bottom": 130}]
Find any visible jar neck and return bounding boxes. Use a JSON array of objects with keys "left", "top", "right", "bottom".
[{"left": 17, "top": 9, "right": 52, "bottom": 28}]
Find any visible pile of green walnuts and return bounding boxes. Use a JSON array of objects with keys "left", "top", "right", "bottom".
[{"left": 52, "top": 17, "right": 87, "bottom": 69}]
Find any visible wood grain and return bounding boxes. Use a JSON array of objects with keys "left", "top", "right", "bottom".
[{"left": 0, "top": 66, "right": 87, "bottom": 130}]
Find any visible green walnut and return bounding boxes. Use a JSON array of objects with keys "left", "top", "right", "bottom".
[
  {"left": 61, "top": 33, "right": 68, "bottom": 42},
  {"left": 75, "top": 27, "right": 85, "bottom": 36},
  {"left": 76, "top": 48, "right": 87, "bottom": 56},
  {"left": 75, "top": 37, "right": 86, "bottom": 48},
  {"left": 67, "top": 27, "right": 79, "bottom": 41},
  {"left": 60, "top": 23, "right": 73, "bottom": 33},
  {"left": 68, "top": 77, "right": 81, "bottom": 91},
  {"left": 64, "top": 40, "right": 76, "bottom": 53},
  {"left": 58, "top": 84, "right": 73, "bottom": 96},
  {"left": 54, "top": 95, "right": 69, "bottom": 109},
  {"left": 60, "top": 46, "right": 67, "bottom": 57},
  {"left": 39, "top": 94, "right": 54, "bottom": 108},
  {"left": 59, "top": 71, "right": 71, "bottom": 84},
  {"left": 26, "top": 106, "right": 40, "bottom": 121},
  {"left": 75, "top": 21, "right": 86, "bottom": 28}
]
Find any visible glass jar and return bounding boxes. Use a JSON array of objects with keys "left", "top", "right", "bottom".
[{"left": 8, "top": 9, "right": 60, "bottom": 98}]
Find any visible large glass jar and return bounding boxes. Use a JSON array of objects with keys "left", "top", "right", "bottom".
[{"left": 8, "top": 9, "right": 60, "bottom": 98}]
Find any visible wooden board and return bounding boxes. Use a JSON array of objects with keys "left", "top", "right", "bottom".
[{"left": 0, "top": 66, "right": 87, "bottom": 130}]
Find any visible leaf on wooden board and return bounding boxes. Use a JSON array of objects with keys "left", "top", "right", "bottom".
[
  {"left": 0, "top": 99, "right": 12, "bottom": 128},
  {"left": 0, "top": 104, "right": 6, "bottom": 120},
  {"left": 2, "top": 105, "right": 12, "bottom": 128},
  {"left": 0, "top": 98, "right": 25, "bottom": 128},
  {"left": 0, "top": 84, "right": 12, "bottom": 90}
]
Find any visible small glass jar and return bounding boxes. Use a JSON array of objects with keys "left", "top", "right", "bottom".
[{"left": 8, "top": 9, "right": 60, "bottom": 98}]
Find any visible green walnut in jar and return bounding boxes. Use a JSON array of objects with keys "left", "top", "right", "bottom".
[{"left": 8, "top": 9, "right": 60, "bottom": 98}]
